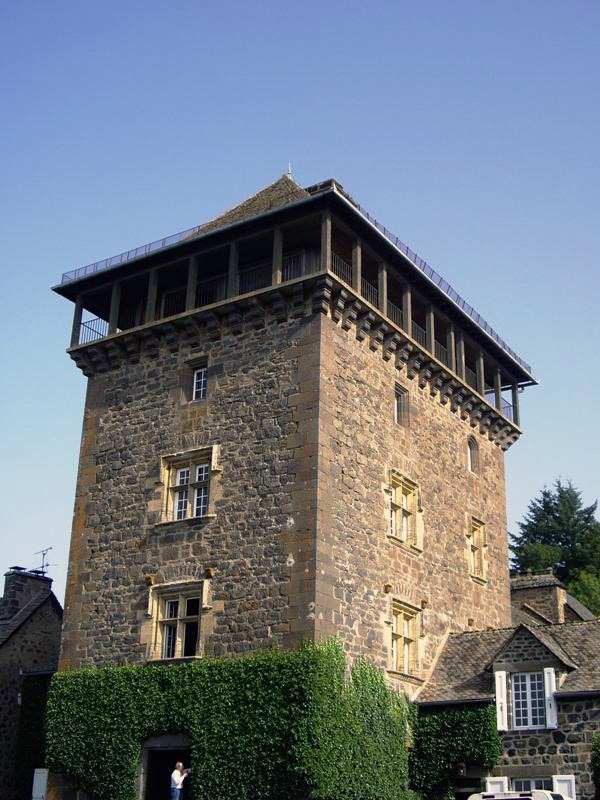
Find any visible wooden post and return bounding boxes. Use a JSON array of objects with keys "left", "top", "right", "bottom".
[
  {"left": 511, "top": 384, "right": 521, "bottom": 427},
  {"left": 426, "top": 306, "right": 435, "bottom": 353},
  {"left": 446, "top": 325, "right": 456, "bottom": 372},
  {"left": 272, "top": 228, "right": 283, "bottom": 285},
  {"left": 494, "top": 368, "right": 502, "bottom": 411},
  {"left": 145, "top": 269, "right": 159, "bottom": 323},
  {"left": 476, "top": 351, "right": 485, "bottom": 395},
  {"left": 186, "top": 255, "right": 198, "bottom": 311},
  {"left": 321, "top": 211, "right": 331, "bottom": 272},
  {"left": 108, "top": 282, "right": 121, "bottom": 334},
  {"left": 227, "top": 242, "right": 239, "bottom": 298},
  {"left": 352, "top": 239, "right": 362, "bottom": 291},
  {"left": 402, "top": 284, "right": 412, "bottom": 335},
  {"left": 70, "top": 295, "right": 84, "bottom": 347},
  {"left": 378, "top": 262, "right": 388, "bottom": 314},
  {"left": 456, "top": 333, "right": 465, "bottom": 379}
]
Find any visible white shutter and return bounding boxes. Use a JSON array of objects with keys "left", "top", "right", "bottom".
[
  {"left": 544, "top": 666, "right": 558, "bottom": 728},
  {"left": 553, "top": 774, "right": 576, "bottom": 800},
  {"left": 32, "top": 768, "right": 48, "bottom": 800},
  {"left": 486, "top": 776, "right": 509, "bottom": 793},
  {"left": 495, "top": 670, "right": 508, "bottom": 731}
]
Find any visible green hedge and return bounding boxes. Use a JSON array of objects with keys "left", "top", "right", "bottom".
[
  {"left": 591, "top": 735, "right": 600, "bottom": 797},
  {"left": 46, "top": 640, "right": 413, "bottom": 800},
  {"left": 409, "top": 704, "right": 502, "bottom": 800}
]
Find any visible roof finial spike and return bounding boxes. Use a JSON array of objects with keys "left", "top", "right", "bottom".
[{"left": 287, "top": 162, "right": 292, "bottom": 178}]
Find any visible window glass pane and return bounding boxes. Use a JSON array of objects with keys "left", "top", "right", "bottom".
[
  {"left": 176, "top": 468, "right": 190, "bottom": 486},
  {"left": 196, "top": 463, "right": 209, "bottom": 482},
  {"left": 162, "top": 623, "right": 177, "bottom": 658},
  {"left": 186, "top": 597, "right": 200, "bottom": 616},
  {"left": 165, "top": 599, "right": 179, "bottom": 619},
  {"left": 175, "top": 489, "right": 188, "bottom": 520},
  {"left": 193, "top": 367, "right": 207, "bottom": 401},
  {"left": 183, "top": 621, "right": 199, "bottom": 657},
  {"left": 194, "top": 486, "right": 208, "bottom": 517}
]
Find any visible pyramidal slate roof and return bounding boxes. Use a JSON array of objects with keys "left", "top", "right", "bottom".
[
  {"left": 418, "top": 619, "right": 600, "bottom": 705},
  {"left": 185, "top": 174, "right": 310, "bottom": 239}
]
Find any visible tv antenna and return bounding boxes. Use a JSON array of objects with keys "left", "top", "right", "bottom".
[{"left": 34, "top": 546, "right": 55, "bottom": 576}]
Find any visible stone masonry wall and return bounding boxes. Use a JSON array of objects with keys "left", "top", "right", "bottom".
[
  {"left": 513, "top": 585, "right": 566, "bottom": 624},
  {"left": 496, "top": 698, "right": 600, "bottom": 800},
  {"left": 60, "top": 304, "right": 321, "bottom": 668},
  {"left": 313, "top": 311, "right": 511, "bottom": 689},
  {"left": 0, "top": 598, "right": 62, "bottom": 797}
]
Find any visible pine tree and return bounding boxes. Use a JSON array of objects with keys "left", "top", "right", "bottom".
[{"left": 510, "top": 480, "right": 600, "bottom": 601}]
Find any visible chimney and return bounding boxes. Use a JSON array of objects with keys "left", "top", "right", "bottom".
[{"left": 0, "top": 567, "right": 52, "bottom": 620}]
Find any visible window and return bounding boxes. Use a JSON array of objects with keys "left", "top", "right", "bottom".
[
  {"left": 154, "top": 584, "right": 204, "bottom": 659},
  {"left": 467, "top": 436, "right": 479, "bottom": 473},
  {"left": 467, "top": 518, "right": 486, "bottom": 579},
  {"left": 495, "top": 667, "right": 557, "bottom": 731},
  {"left": 390, "top": 474, "right": 418, "bottom": 545},
  {"left": 513, "top": 779, "right": 553, "bottom": 792},
  {"left": 486, "top": 776, "right": 575, "bottom": 800},
  {"left": 395, "top": 385, "right": 409, "bottom": 426},
  {"left": 512, "top": 671, "right": 546, "bottom": 728},
  {"left": 161, "top": 447, "right": 220, "bottom": 523},
  {"left": 192, "top": 366, "right": 207, "bottom": 401},
  {"left": 390, "top": 601, "right": 419, "bottom": 675}
]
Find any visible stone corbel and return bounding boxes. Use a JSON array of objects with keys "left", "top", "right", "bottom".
[
  {"left": 268, "top": 291, "right": 288, "bottom": 324},
  {"left": 395, "top": 342, "right": 412, "bottom": 372},
  {"left": 369, "top": 322, "right": 388, "bottom": 352},
  {"left": 69, "top": 349, "right": 95, "bottom": 376},
  {"left": 227, "top": 308, "right": 243, "bottom": 335},
  {"left": 203, "top": 311, "right": 222, "bottom": 341},
  {"left": 311, "top": 276, "right": 333, "bottom": 316},
  {"left": 331, "top": 289, "right": 348, "bottom": 323},
  {"left": 290, "top": 284, "right": 305, "bottom": 318},
  {"left": 407, "top": 351, "right": 426, "bottom": 380},
  {"left": 245, "top": 298, "right": 265, "bottom": 330},
  {"left": 87, "top": 344, "right": 110, "bottom": 373},
  {"left": 162, "top": 323, "right": 180, "bottom": 353},
  {"left": 382, "top": 332, "right": 403, "bottom": 362},
  {"left": 356, "top": 311, "right": 376, "bottom": 342},
  {"left": 439, "top": 378, "right": 457, "bottom": 405},
  {"left": 341, "top": 300, "right": 361, "bottom": 332}
]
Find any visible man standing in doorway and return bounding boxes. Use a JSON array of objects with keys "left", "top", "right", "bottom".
[{"left": 170, "top": 761, "right": 190, "bottom": 800}]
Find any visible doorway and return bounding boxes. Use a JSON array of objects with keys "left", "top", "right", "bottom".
[{"left": 139, "top": 735, "right": 192, "bottom": 800}]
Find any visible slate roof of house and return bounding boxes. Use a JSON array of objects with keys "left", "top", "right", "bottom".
[
  {"left": 184, "top": 174, "right": 310, "bottom": 238},
  {"left": 510, "top": 572, "right": 565, "bottom": 591},
  {"left": 418, "top": 619, "right": 600, "bottom": 705},
  {"left": 0, "top": 591, "right": 62, "bottom": 648}
]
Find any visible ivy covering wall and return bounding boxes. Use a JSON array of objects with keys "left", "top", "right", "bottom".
[
  {"left": 409, "top": 704, "right": 502, "bottom": 800},
  {"left": 46, "top": 640, "right": 413, "bottom": 800},
  {"left": 591, "top": 735, "right": 600, "bottom": 797}
]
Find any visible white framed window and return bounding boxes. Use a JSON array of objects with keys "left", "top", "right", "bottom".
[
  {"left": 389, "top": 473, "right": 421, "bottom": 549},
  {"left": 512, "top": 671, "right": 546, "bottom": 728},
  {"left": 487, "top": 775, "right": 575, "bottom": 800},
  {"left": 394, "top": 385, "right": 409, "bottom": 426},
  {"left": 192, "top": 367, "right": 207, "bottom": 401},
  {"left": 513, "top": 778, "right": 553, "bottom": 791},
  {"left": 467, "top": 518, "right": 486, "bottom": 579},
  {"left": 495, "top": 667, "right": 557, "bottom": 731},
  {"left": 390, "top": 600, "right": 420, "bottom": 676}
]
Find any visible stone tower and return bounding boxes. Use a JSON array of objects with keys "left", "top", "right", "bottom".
[{"left": 54, "top": 175, "right": 535, "bottom": 694}]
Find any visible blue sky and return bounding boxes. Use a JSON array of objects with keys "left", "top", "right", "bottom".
[{"left": 1, "top": 1, "right": 598, "bottom": 603}]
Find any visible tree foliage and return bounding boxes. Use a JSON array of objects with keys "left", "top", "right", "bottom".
[{"left": 510, "top": 479, "right": 600, "bottom": 612}]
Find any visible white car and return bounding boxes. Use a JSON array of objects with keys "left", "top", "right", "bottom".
[{"left": 468, "top": 792, "right": 570, "bottom": 800}]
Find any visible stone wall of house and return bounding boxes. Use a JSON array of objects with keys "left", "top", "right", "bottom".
[
  {"left": 313, "top": 309, "right": 512, "bottom": 686},
  {"left": 497, "top": 627, "right": 560, "bottom": 666},
  {"left": 0, "top": 597, "right": 62, "bottom": 797},
  {"left": 60, "top": 297, "right": 322, "bottom": 668},
  {"left": 494, "top": 697, "right": 600, "bottom": 800}
]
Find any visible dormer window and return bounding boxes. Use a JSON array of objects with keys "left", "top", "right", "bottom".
[{"left": 495, "top": 666, "right": 557, "bottom": 731}]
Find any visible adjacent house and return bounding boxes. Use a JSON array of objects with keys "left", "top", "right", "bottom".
[
  {"left": 417, "top": 572, "right": 600, "bottom": 800},
  {"left": 0, "top": 566, "right": 62, "bottom": 798}
]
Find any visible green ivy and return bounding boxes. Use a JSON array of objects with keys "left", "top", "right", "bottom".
[
  {"left": 591, "top": 735, "right": 600, "bottom": 796},
  {"left": 409, "top": 704, "right": 502, "bottom": 800},
  {"left": 46, "top": 640, "right": 413, "bottom": 800}
]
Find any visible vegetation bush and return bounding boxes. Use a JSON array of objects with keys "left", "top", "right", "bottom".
[
  {"left": 46, "top": 640, "right": 413, "bottom": 800},
  {"left": 409, "top": 703, "right": 502, "bottom": 800},
  {"left": 591, "top": 735, "right": 600, "bottom": 797},
  {"left": 15, "top": 674, "right": 53, "bottom": 800}
]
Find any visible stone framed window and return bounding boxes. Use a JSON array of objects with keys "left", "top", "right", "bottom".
[
  {"left": 389, "top": 600, "right": 421, "bottom": 677},
  {"left": 394, "top": 385, "right": 409, "bottom": 426},
  {"left": 388, "top": 472, "right": 423, "bottom": 551},
  {"left": 467, "top": 436, "right": 479, "bottom": 473},
  {"left": 160, "top": 446, "right": 221, "bottom": 523},
  {"left": 466, "top": 518, "right": 486, "bottom": 580},
  {"left": 147, "top": 579, "right": 211, "bottom": 660},
  {"left": 181, "top": 359, "right": 208, "bottom": 403}
]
